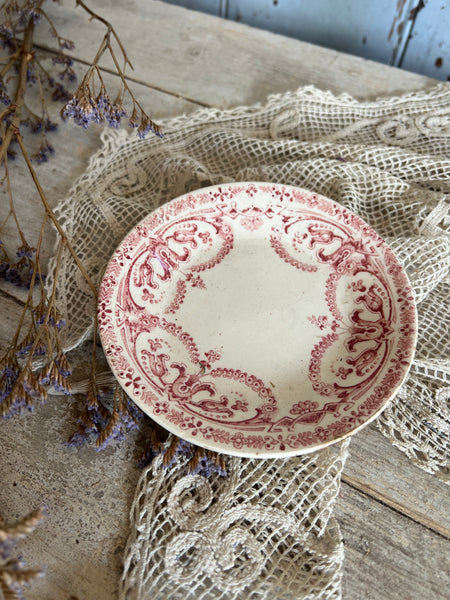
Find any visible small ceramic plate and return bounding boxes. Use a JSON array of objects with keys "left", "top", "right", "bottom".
[{"left": 98, "top": 183, "right": 417, "bottom": 457}]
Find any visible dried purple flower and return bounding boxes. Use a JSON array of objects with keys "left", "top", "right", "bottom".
[
  {"left": 44, "top": 118, "right": 58, "bottom": 132},
  {"left": 19, "top": 1, "right": 43, "bottom": 26},
  {"left": 31, "top": 140, "right": 55, "bottom": 164},
  {"left": 52, "top": 54, "right": 76, "bottom": 82},
  {"left": 0, "top": 24, "right": 13, "bottom": 39},
  {"left": 0, "top": 26, "right": 17, "bottom": 54},
  {"left": 0, "top": 508, "right": 46, "bottom": 598},
  {"left": 96, "top": 411, "right": 125, "bottom": 451},
  {"left": 58, "top": 37, "right": 75, "bottom": 51},
  {"left": 6, "top": 147, "right": 18, "bottom": 160},
  {"left": 1, "top": 246, "right": 36, "bottom": 288},
  {"left": 140, "top": 433, "right": 227, "bottom": 476},
  {"left": 121, "top": 395, "right": 144, "bottom": 429},
  {"left": 26, "top": 64, "right": 37, "bottom": 84},
  {"left": 54, "top": 351, "right": 71, "bottom": 379},
  {"left": 0, "top": 353, "right": 20, "bottom": 410},
  {"left": 38, "top": 353, "right": 71, "bottom": 395},
  {"left": 105, "top": 102, "right": 127, "bottom": 129},
  {"left": 51, "top": 82, "right": 72, "bottom": 102},
  {"left": 137, "top": 115, "right": 163, "bottom": 139},
  {"left": 66, "top": 383, "right": 111, "bottom": 448},
  {"left": 52, "top": 55, "right": 73, "bottom": 68},
  {"left": 0, "top": 90, "right": 11, "bottom": 106},
  {"left": 61, "top": 91, "right": 103, "bottom": 128},
  {"left": 16, "top": 244, "right": 35, "bottom": 259}
]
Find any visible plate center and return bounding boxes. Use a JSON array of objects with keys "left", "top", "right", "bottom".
[{"left": 166, "top": 231, "right": 330, "bottom": 393}]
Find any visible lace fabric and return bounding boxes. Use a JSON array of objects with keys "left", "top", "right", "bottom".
[
  {"left": 120, "top": 440, "right": 349, "bottom": 600},
  {"left": 48, "top": 84, "right": 450, "bottom": 599}
]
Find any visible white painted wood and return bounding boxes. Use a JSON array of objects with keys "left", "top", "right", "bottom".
[
  {"left": 163, "top": 0, "right": 450, "bottom": 79},
  {"left": 165, "top": 0, "right": 450, "bottom": 76}
]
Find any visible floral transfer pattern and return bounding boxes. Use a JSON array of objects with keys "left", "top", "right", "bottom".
[{"left": 98, "top": 183, "right": 417, "bottom": 456}]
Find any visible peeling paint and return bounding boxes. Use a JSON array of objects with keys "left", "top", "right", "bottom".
[
  {"left": 163, "top": 0, "right": 449, "bottom": 80},
  {"left": 388, "top": 0, "right": 407, "bottom": 41},
  {"left": 409, "top": 0, "right": 426, "bottom": 20}
]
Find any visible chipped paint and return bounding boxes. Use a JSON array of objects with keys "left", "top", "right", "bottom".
[
  {"left": 388, "top": 0, "right": 408, "bottom": 41},
  {"left": 163, "top": 0, "right": 449, "bottom": 79}
]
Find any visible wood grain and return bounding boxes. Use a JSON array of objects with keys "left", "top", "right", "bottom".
[
  {"left": 344, "top": 425, "right": 450, "bottom": 539},
  {"left": 337, "top": 483, "right": 450, "bottom": 600},
  {"left": 1, "top": 390, "right": 448, "bottom": 600},
  {"left": 36, "top": 0, "right": 436, "bottom": 107},
  {"left": 1, "top": 2, "right": 447, "bottom": 599}
]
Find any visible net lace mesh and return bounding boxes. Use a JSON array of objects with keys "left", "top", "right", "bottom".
[
  {"left": 48, "top": 84, "right": 450, "bottom": 599},
  {"left": 120, "top": 440, "right": 349, "bottom": 600}
]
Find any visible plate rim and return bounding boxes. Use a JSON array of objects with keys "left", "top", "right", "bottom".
[{"left": 98, "top": 181, "right": 418, "bottom": 458}]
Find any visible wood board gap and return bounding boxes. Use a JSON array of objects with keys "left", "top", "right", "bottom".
[
  {"left": 0, "top": 286, "right": 26, "bottom": 307},
  {"left": 342, "top": 474, "right": 450, "bottom": 540}
]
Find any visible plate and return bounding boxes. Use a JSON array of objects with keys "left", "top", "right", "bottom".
[{"left": 98, "top": 182, "right": 417, "bottom": 457}]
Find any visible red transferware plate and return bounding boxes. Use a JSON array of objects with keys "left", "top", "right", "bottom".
[{"left": 98, "top": 182, "right": 417, "bottom": 457}]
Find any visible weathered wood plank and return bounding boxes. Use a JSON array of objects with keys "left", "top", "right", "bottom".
[
  {"left": 1, "top": 297, "right": 448, "bottom": 544},
  {"left": 2, "top": 308, "right": 448, "bottom": 599},
  {"left": 0, "top": 396, "right": 144, "bottom": 600},
  {"left": 37, "top": 0, "right": 436, "bottom": 109},
  {"left": 343, "top": 424, "right": 450, "bottom": 539},
  {"left": 1, "top": 397, "right": 448, "bottom": 600},
  {"left": 337, "top": 482, "right": 450, "bottom": 600},
  {"left": 0, "top": 52, "right": 199, "bottom": 287}
]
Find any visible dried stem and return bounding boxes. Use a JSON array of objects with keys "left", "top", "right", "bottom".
[
  {"left": 0, "top": 51, "right": 20, "bottom": 77},
  {"left": 2, "top": 146, "right": 27, "bottom": 245},
  {"left": 21, "top": 238, "right": 63, "bottom": 367},
  {"left": 10, "top": 214, "right": 48, "bottom": 349},
  {"left": 76, "top": 0, "right": 133, "bottom": 70},
  {"left": 0, "top": 19, "right": 34, "bottom": 164},
  {"left": 13, "top": 131, "right": 98, "bottom": 298}
]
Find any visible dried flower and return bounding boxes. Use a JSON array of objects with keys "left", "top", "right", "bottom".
[
  {"left": 139, "top": 431, "right": 226, "bottom": 476},
  {"left": 0, "top": 0, "right": 175, "bottom": 482},
  {"left": 0, "top": 508, "right": 46, "bottom": 599},
  {"left": 95, "top": 409, "right": 124, "bottom": 451},
  {"left": 31, "top": 139, "right": 55, "bottom": 163}
]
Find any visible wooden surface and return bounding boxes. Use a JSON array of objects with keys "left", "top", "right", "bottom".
[
  {"left": 164, "top": 0, "right": 450, "bottom": 81},
  {"left": 0, "top": 2, "right": 448, "bottom": 599}
]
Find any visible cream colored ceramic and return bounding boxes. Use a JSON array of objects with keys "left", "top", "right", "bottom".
[{"left": 98, "top": 183, "right": 417, "bottom": 457}]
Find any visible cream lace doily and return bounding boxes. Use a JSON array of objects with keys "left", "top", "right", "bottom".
[{"left": 48, "top": 84, "right": 450, "bottom": 599}]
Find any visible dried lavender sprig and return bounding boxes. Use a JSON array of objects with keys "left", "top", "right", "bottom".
[
  {"left": 59, "top": 1, "right": 162, "bottom": 139},
  {"left": 0, "top": 507, "right": 46, "bottom": 599},
  {"left": 0, "top": 1, "right": 166, "bottom": 460},
  {"left": 61, "top": 85, "right": 161, "bottom": 139},
  {"left": 140, "top": 431, "right": 227, "bottom": 476},
  {"left": 95, "top": 410, "right": 124, "bottom": 451}
]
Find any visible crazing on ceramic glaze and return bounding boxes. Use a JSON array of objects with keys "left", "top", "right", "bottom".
[{"left": 98, "top": 183, "right": 417, "bottom": 457}]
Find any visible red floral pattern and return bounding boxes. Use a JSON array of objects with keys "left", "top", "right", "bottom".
[{"left": 98, "top": 183, "right": 417, "bottom": 456}]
